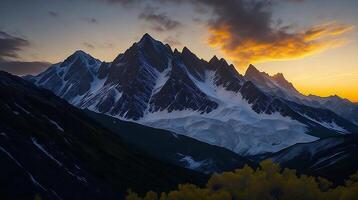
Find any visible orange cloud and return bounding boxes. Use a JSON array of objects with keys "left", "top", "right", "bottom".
[{"left": 207, "top": 23, "right": 354, "bottom": 68}]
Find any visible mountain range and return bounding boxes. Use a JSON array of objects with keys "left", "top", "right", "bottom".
[
  {"left": 0, "top": 70, "right": 206, "bottom": 199},
  {"left": 26, "top": 33, "right": 358, "bottom": 156},
  {"left": 1, "top": 33, "right": 357, "bottom": 199}
]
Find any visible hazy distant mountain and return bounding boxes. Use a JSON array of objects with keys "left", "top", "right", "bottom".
[
  {"left": 26, "top": 33, "right": 358, "bottom": 155},
  {"left": 244, "top": 65, "right": 358, "bottom": 125},
  {"left": 306, "top": 95, "right": 358, "bottom": 125},
  {"left": 0, "top": 71, "right": 205, "bottom": 199}
]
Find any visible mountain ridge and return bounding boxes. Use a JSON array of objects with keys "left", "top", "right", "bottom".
[
  {"left": 26, "top": 33, "right": 358, "bottom": 156},
  {"left": 243, "top": 64, "right": 358, "bottom": 125}
]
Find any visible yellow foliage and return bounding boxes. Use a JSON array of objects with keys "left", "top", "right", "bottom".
[
  {"left": 127, "top": 161, "right": 358, "bottom": 200},
  {"left": 34, "top": 194, "right": 42, "bottom": 200}
]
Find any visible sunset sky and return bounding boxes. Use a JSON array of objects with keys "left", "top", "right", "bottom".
[{"left": 0, "top": 0, "right": 357, "bottom": 102}]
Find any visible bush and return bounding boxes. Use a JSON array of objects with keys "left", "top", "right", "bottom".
[{"left": 126, "top": 160, "right": 358, "bottom": 200}]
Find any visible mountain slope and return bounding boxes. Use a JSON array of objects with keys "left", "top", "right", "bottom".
[
  {"left": 85, "top": 110, "right": 254, "bottom": 173},
  {"left": 307, "top": 95, "right": 358, "bottom": 125},
  {"left": 27, "top": 34, "right": 358, "bottom": 155},
  {"left": 0, "top": 71, "right": 206, "bottom": 200},
  {"left": 265, "top": 135, "right": 358, "bottom": 184}
]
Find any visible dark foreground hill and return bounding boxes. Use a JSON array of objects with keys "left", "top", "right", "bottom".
[{"left": 0, "top": 71, "right": 206, "bottom": 200}]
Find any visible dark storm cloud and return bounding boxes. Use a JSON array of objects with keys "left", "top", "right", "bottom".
[
  {"left": 193, "top": 0, "right": 277, "bottom": 44},
  {"left": 0, "top": 31, "right": 30, "bottom": 61},
  {"left": 0, "top": 30, "right": 51, "bottom": 76},
  {"left": 96, "top": 0, "right": 294, "bottom": 44},
  {"left": 139, "top": 9, "right": 182, "bottom": 32},
  {"left": 192, "top": 0, "right": 351, "bottom": 65},
  {"left": 156, "top": 0, "right": 350, "bottom": 65},
  {"left": 48, "top": 11, "right": 59, "bottom": 18},
  {"left": 98, "top": 0, "right": 181, "bottom": 32},
  {"left": 0, "top": 61, "right": 51, "bottom": 76},
  {"left": 97, "top": 0, "right": 352, "bottom": 65}
]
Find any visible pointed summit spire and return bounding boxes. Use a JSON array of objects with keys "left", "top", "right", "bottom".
[
  {"left": 139, "top": 33, "right": 156, "bottom": 44},
  {"left": 73, "top": 50, "right": 87, "bottom": 55},
  {"left": 61, "top": 50, "right": 99, "bottom": 67},
  {"left": 219, "top": 58, "right": 229, "bottom": 66},
  {"left": 209, "top": 55, "right": 219, "bottom": 65},
  {"left": 245, "top": 64, "right": 261, "bottom": 76},
  {"left": 182, "top": 46, "right": 191, "bottom": 54},
  {"left": 71, "top": 50, "right": 93, "bottom": 59},
  {"left": 173, "top": 48, "right": 180, "bottom": 55},
  {"left": 181, "top": 46, "right": 198, "bottom": 59},
  {"left": 271, "top": 72, "right": 298, "bottom": 92},
  {"left": 272, "top": 73, "right": 285, "bottom": 80},
  {"left": 246, "top": 64, "right": 259, "bottom": 72},
  {"left": 142, "top": 33, "right": 153, "bottom": 39}
]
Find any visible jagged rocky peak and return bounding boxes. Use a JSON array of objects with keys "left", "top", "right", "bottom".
[
  {"left": 139, "top": 33, "right": 155, "bottom": 42},
  {"left": 115, "top": 33, "right": 173, "bottom": 72},
  {"left": 245, "top": 64, "right": 261, "bottom": 76},
  {"left": 219, "top": 58, "right": 229, "bottom": 66},
  {"left": 271, "top": 72, "right": 284, "bottom": 81},
  {"left": 136, "top": 33, "right": 171, "bottom": 53},
  {"left": 179, "top": 46, "right": 208, "bottom": 80},
  {"left": 60, "top": 50, "right": 101, "bottom": 74},
  {"left": 173, "top": 48, "right": 180, "bottom": 55},
  {"left": 73, "top": 49, "right": 91, "bottom": 57},
  {"left": 182, "top": 46, "right": 193, "bottom": 55},
  {"left": 136, "top": 33, "right": 158, "bottom": 48},
  {"left": 63, "top": 50, "right": 98, "bottom": 65},
  {"left": 181, "top": 46, "right": 198, "bottom": 61},
  {"left": 244, "top": 64, "right": 277, "bottom": 86},
  {"left": 271, "top": 73, "right": 289, "bottom": 84},
  {"left": 209, "top": 55, "right": 219, "bottom": 63},
  {"left": 208, "top": 55, "right": 231, "bottom": 69},
  {"left": 165, "top": 43, "right": 173, "bottom": 52},
  {"left": 271, "top": 72, "right": 297, "bottom": 92}
]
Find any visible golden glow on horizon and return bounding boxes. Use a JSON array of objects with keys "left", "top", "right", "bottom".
[
  {"left": 256, "top": 41, "right": 358, "bottom": 103},
  {"left": 295, "top": 76, "right": 358, "bottom": 102},
  {"left": 207, "top": 23, "right": 354, "bottom": 68},
  {"left": 205, "top": 21, "right": 357, "bottom": 102}
]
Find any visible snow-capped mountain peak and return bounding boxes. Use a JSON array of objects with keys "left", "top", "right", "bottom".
[
  {"left": 244, "top": 65, "right": 358, "bottom": 125},
  {"left": 27, "top": 33, "right": 358, "bottom": 155},
  {"left": 244, "top": 64, "right": 280, "bottom": 92}
]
